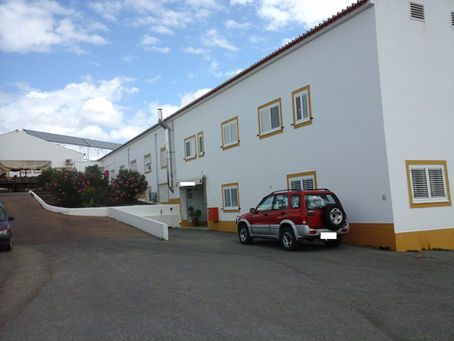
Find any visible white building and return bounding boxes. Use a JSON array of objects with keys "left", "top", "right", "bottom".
[
  {"left": 0, "top": 130, "right": 85, "bottom": 175},
  {"left": 100, "top": 0, "right": 454, "bottom": 251}
]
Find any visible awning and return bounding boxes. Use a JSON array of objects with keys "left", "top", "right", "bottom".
[
  {"left": 178, "top": 175, "right": 205, "bottom": 187},
  {"left": 0, "top": 160, "right": 51, "bottom": 173}
]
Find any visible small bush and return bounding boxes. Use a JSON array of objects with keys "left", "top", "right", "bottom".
[
  {"left": 111, "top": 169, "right": 148, "bottom": 204},
  {"left": 44, "top": 169, "right": 90, "bottom": 207},
  {"left": 81, "top": 186, "right": 111, "bottom": 207},
  {"left": 36, "top": 168, "right": 56, "bottom": 189}
]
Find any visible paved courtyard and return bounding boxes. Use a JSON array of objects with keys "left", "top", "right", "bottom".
[{"left": 0, "top": 192, "right": 453, "bottom": 340}]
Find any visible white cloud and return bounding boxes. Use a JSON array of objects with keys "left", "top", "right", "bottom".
[
  {"left": 225, "top": 19, "right": 251, "bottom": 29},
  {"left": 140, "top": 34, "right": 170, "bottom": 53},
  {"left": 201, "top": 29, "right": 238, "bottom": 52},
  {"left": 182, "top": 47, "right": 208, "bottom": 55},
  {"left": 225, "top": 68, "right": 244, "bottom": 78},
  {"left": 146, "top": 75, "right": 162, "bottom": 84},
  {"left": 230, "top": 0, "right": 255, "bottom": 5},
  {"left": 148, "top": 88, "right": 212, "bottom": 120},
  {"left": 0, "top": 77, "right": 144, "bottom": 142},
  {"left": 255, "top": 0, "right": 355, "bottom": 31},
  {"left": 0, "top": 0, "right": 107, "bottom": 53}
]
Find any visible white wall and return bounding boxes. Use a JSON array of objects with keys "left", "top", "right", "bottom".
[
  {"left": 374, "top": 0, "right": 454, "bottom": 233},
  {"left": 171, "top": 5, "right": 393, "bottom": 224},
  {"left": 0, "top": 130, "right": 84, "bottom": 169},
  {"left": 101, "top": 128, "right": 169, "bottom": 196}
]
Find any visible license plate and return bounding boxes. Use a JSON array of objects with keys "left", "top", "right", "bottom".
[{"left": 321, "top": 232, "right": 337, "bottom": 240}]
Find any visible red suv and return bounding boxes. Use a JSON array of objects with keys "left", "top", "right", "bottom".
[{"left": 237, "top": 189, "right": 349, "bottom": 250}]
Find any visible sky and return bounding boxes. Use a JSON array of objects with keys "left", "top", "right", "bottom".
[{"left": 0, "top": 0, "right": 355, "bottom": 144}]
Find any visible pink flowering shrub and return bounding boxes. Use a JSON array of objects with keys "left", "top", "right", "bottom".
[
  {"left": 42, "top": 169, "right": 90, "bottom": 207},
  {"left": 111, "top": 169, "right": 148, "bottom": 204}
]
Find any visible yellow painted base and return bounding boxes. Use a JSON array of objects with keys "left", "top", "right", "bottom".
[
  {"left": 395, "top": 228, "right": 454, "bottom": 252},
  {"left": 208, "top": 220, "right": 237, "bottom": 232},
  {"left": 201, "top": 220, "right": 454, "bottom": 252},
  {"left": 344, "top": 223, "right": 396, "bottom": 250}
]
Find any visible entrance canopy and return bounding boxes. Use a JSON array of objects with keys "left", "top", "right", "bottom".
[
  {"left": 0, "top": 160, "right": 51, "bottom": 174},
  {"left": 178, "top": 176, "right": 204, "bottom": 187}
]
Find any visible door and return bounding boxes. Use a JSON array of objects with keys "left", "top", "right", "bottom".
[
  {"left": 250, "top": 195, "right": 274, "bottom": 235},
  {"left": 268, "top": 194, "right": 289, "bottom": 236}
]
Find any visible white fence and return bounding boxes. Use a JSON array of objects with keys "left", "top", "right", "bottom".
[{"left": 29, "top": 191, "right": 181, "bottom": 240}]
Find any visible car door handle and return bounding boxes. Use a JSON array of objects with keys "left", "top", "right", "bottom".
[
  {"left": 307, "top": 212, "right": 315, "bottom": 216},
  {"left": 263, "top": 213, "right": 269, "bottom": 216},
  {"left": 280, "top": 212, "right": 286, "bottom": 216}
]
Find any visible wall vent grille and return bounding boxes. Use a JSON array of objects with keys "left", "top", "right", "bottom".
[
  {"left": 451, "top": 11, "right": 454, "bottom": 27},
  {"left": 410, "top": 3, "right": 425, "bottom": 21}
]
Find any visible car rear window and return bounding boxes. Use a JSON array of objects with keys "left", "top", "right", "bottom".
[{"left": 305, "top": 194, "right": 338, "bottom": 210}]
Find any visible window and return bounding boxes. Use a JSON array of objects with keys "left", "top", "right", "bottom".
[
  {"left": 292, "top": 85, "right": 312, "bottom": 128},
  {"left": 184, "top": 135, "right": 196, "bottom": 161},
  {"left": 291, "top": 195, "right": 301, "bottom": 209},
  {"left": 273, "top": 194, "right": 288, "bottom": 210},
  {"left": 258, "top": 98, "right": 283, "bottom": 139},
  {"left": 410, "top": 2, "right": 424, "bottom": 21},
  {"left": 119, "top": 165, "right": 125, "bottom": 170},
  {"left": 160, "top": 147, "right": 167, "bottom": 169},
  {"left": 222, "top": 183, "right": 240, "bottom": 212},
  {"left": 130, "top": 159, "right": 137, "bottom": 171},
  {"left": 159, "top": 183, "right": 169, "bottom": 203},
  {"left": 110, "top": 169, "right": 116, "bottom": 180},
  {"left": 256, "top": 195, "right": 274, "bottom": 212},
  {"left": 221, "top": 117, "right": 239, "bottom": 150},
  {"left": 197, "top": 131, "right": 205, "bottom": 157},
  {"left": 287, "top": 171, "right": 317, "bottom": 191},
  {"left": 406, "top": 160, "right": 451, "bottom": 208},
  {"left": 144, "top": 154, "right": 151, "bottom": 173}
]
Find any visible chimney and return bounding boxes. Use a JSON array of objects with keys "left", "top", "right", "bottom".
[{"left": 157, "top": 108, "right": 163, "bottom": 121}]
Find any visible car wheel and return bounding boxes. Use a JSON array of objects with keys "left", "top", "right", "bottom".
[
  {"left": 324, "top": 239, "right": 341, "bottom": 248},
  {"left": 238, "top": 224, "right": 252, "bottom": 244},
  {"left": 322, "top": 204, "right": 346, "bottom": 231},
  {"left": 280, "top": 226, "right": 297, "bottom": 251}
]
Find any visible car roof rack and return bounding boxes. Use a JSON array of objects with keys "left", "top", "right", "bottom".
[{"left": 269, "top": 188, "right": 331, "bottom": 195}]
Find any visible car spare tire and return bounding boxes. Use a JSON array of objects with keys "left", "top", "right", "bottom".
[{"left": 322, "top": 204, "right": 345, "bottom": 230}]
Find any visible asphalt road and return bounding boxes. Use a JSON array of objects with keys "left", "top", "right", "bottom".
[{"left": 0, "top": 192, "right": 453, "bottom": 340}]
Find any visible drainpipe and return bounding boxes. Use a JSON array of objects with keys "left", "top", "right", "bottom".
[{"left": 157, "top": 108, "right": 175, "bottom": 193}]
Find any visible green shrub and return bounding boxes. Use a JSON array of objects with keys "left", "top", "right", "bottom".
[
  {"left": 81, "top": 186, "right": 111, "bottom": 207},
  {"left": 36, "top": 168, "right": 56, "bottom": 189},
  {"left": 44, "top": 169, "right": 90, "bottom": 207},
  {"left": 111, "top": 169, "right": 148, "bottom": 204}
]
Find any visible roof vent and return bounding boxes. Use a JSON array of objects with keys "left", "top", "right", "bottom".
[{"left": 410, "top": 3, "right": 425, "bottom": 21}]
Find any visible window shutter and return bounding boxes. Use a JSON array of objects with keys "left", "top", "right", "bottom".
[
  {"left": 301, "top": 92, "right": 309, "bottom": 120},
  {"left": 295, "top": 94, "right": 302, "bottom": 121},
  {"left": 428, "top": 168, "right": 445, "bottom": 198},
  {"left": 223, "top": 123, "right": 231, "bottom": 145},
  {"left": 185, "top": 141, "right": 191, "bottom": 158},
  {"left": 260, "top": 108, "right": 271, "bottom": 133},
  {"left": 270, "top": 105, "right": 280, "bottom": 129},
  {"left": 290, "top": 179, "right": 302, "bottom": 191},
  {"left": 231, "top": 188, "right": 238, "bottom": 207},
  {"left": 410, "top": 3, "right": 424, "bottom": 20},
  {"left": 302, "top": 178, "right": 314, "bottom": 190},
  {"left": 224, "top": 188, "right": 231, "bottom": 207},
  {"left": 411, "top": 168, "right": 429, "bottom": 198},
  {"left": 230, "top": 121, "right": 237, "bottom": 143}
]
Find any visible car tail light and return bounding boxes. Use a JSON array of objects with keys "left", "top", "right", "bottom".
[
  {"left": 341, "top": 228, "right": 347, "bottom": 233},
  {"left": 309, "top": 230, "right": 317, "bottom": 235}
]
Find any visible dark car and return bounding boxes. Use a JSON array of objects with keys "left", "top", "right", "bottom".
[
  {"left": 0, "top": 203, "right": 14, "bottom": 251},
  {"left": 237, "top": 189, "right": 349, "bottom": 251}
]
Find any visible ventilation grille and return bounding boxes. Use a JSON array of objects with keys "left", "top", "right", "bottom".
[
  {"left": 451, "top": 11, "right": 454, "bottom": 27},
  {"left": 410, "top": 3, "right": 425, "bottom": 21}
]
